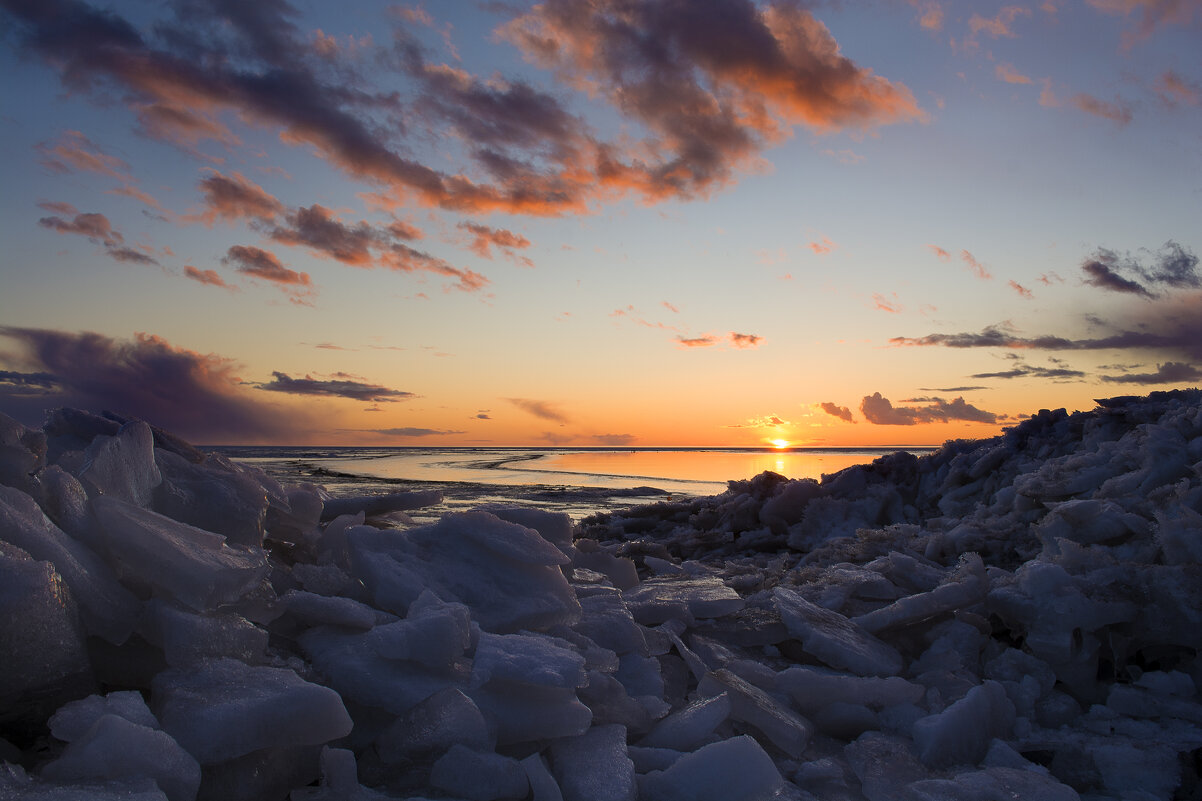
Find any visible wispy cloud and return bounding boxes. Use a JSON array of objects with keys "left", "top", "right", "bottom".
[
  {"left": 184, "top": 266, "right": 234, "bottom": 289},
  {"left": 729, "top": 332, "right": 764, "bottom": 349},
  {"left": 1008, "top": 280, "right": 1034, "bottom": 299},
  {"left": 37, "top": 206, "right": 161, "bottom": 266},
  {"left": 968, "top": 6, "right": 1031, "bottom": 39},
  {"left": 367, "top": 427, "right": 465, "bottom": 437},
  {"left": 1071, "top": 93, "right": 1133, "bottom": 125},
  {"left": 506, "top": 397, "right": 569, "bottom": 423},
  {"left": 959, "top": 249, "right": 992, "bottom": 280},
  {"left": 1153, "top": 71, "right": 1202, "bottom": 108},
  {"left": 819, "top": 402, "right": 855, "bottom": 423},
  {"left": 1100, "top": 361, "right": 1202, "bottom": 385},
  {"left": 1082, "top": 241, "right": 1199, "bottom": 297}
]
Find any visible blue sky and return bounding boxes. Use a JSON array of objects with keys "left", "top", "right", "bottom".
[{"left": 1, "top": 0, "right": 1199, "bottom": 445}]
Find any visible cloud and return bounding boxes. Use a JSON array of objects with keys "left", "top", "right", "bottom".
[
  {"left": 1071, "top": 93, "right": 1133, "bottom": 124},
  {"left": 873, "top": 293, "right": 903, "bottom": 313},
  {"left": 808, "top": 237, "right": 835, "bottom": 255},
  {"left": 5, "top": 0, "right": 921, "bottom": 219},
  {"left": 959, "top": 250, "right": 992, "bottom": 280},
  {"left": 38, "top": 208, "right": 162, "bottom": 266},
  {"left": 927, "top": 244, "right": 951, "bottom": 261},
  {"left": 968, "top": 6, "right": 1031, "bottom": 38},
  {"left": 194, "top": 170, "right": 285, "bottom": 225},
  {"left": 0, "top": 370, "right": 59, "bottom": 390},
  {"left": 35, "top": 130, "right": 130, "bottom": 179},
  {"left": 729, "top": 332, "right": 763, "bottom": 349},
  {"left": 106, "top": 246, "right": 161, "bottom": 266},
  {"left": 1081, "top": 241, "right": 1200, "bottom": 297},
  {"left": 1154, "top": 71, "right": 1202, "bottom": 107},
  {"left": 506, "top": 397, "right": 569, "bottom": 423},
  {"left": 995, "top": 63, "right": 1033, "bottom": 85},
  {"left": 860, "top": 392, "right": 999, "bottom": 425},
  {"left": 184, "top": 265, "right": 233, "bottom": 289},
  {"left": 223, "top": 245, "right": 311, "bottom": 287},
  {"left": 911, "top": 1, "right": 945, "bottom": 31},
  {"left": 593, "top": 433, "right": 637, "bottom": 446},
  {"left": 1085, "top": 0, "right": 1198, "bottom": 46},
  {"left": 676, "top": 335, "right": 718, "bottom": 348},
  {"left": 367, "top": 427, "right": 465, "bottom": 437},
  {"left": 970, "top": 363, "right": 1087, "bottom": 380},
  {"left": 1100, "top": 361, "right": 1202, "bottom": 385},
  {"left": 458, "top": 221, "right": 532, "bottom": 258},
  {"left": 1008, "top": 280, "right": 1034, "bottom": 299},
  {"left": 258, "top": 372, "right": 415, "bottom": 402},
  {"left": 0, "top": 327, "right": 306, "bottom": 442},
  {"left": 820, "top": 402, "right": 855, "bottom": 422}
]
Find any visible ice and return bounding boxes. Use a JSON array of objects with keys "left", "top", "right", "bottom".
[
  {"left": 33, "top": 465, "right": 92, "bottom": 541},
  {"left": 0, "top": 410, "right": 44, "bottom": 493},
  {"left": 844, "top": 732, "right": 929, "bottom": 801},
  {"left": 49, "top": 692, "right": 160, "bottom": 742},
  {"left": 373, "top": 593, "right": 473, "bottom": 669},
  {"left": 521, "top": 752, "right": 565, "bottom": 801},
  {"left": 851, "top": 552, "right": 989, "bottom": 635},
  {"left": 638, "top": 735, "right": 784, "bottom": 801},
  {"left": 638, "top": 692, "right": 730, "bottom": 751},
  {"left": 320, "top": 489, "right": 443, "bottom": 521},
  {"left": 152, "top": 449, "right": 271, "bottom": 547},
  {"left": 774, "top": 586, "right": 903, "bottom": 676},
  {"left": 906, "top": 767, "right": 1082, "bottom": 801},
  {"left": 622, "top": 576, "right": 745, "bottom": 625},
  {"left": 774, "top": 665, "right": 925, "bottom": 716},
  {"left": 77, "top": 421, "right": 161, "bottom": 507},
  {"left": 41, "top": 714, "right": 200, "bottom": 801},
  {"left": 374, "top": 687, "right": 492, "bottom": 765},
  {"left": 912, "top": 680, "right": 1016, "bottom": 767},
  {"left": 0, "top": 546, "right": 94, "bottom": 725},
  {"left": 572, "top": 589, "right": 649, "bottom": 656},
  {"left": 549, "top": 724, "right": 637, "bottom": 801},
  {"left": 290, "top": 747, "right": 393, "bottom": 801},
  {"left": 471, "top": 631, "right": 587, "bottom": 689},
  {"left": 151, "top": 658, "right": 352, "bottom": 764},
  {"left": 428, "top": 744, "right": 528, "bottom": 801},
  {"left": 140, "top": 600, "right": 269, "bottom": 666},
  {"left": 0, "top": 485, "right": 141, "bottom": 644},
  {"left": 697, "top": 669, "right": 812, "bottom": 758},
  {"left": 91, "top": 496, "right": 269, "bottom": 612},
  {"left": 279, "top": 589, "right": 379, "bottom": 631}
]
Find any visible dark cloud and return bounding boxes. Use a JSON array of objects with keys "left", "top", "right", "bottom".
[
  {"left": 729, "top": 332, "right": 764, "bottom": 349},
  {"left": 223, "top": 245, "right": 311, "bottom": 287},
  {"left": 1082, "top": 256, "right": 1153, "bottom": 297},
  {"left": 819, "top": 402, "right": 855, "bottom": 423},
  {"left": 970, "top": 363, "right": 1087, "bottom": 380},
  {"left": 0, "top": 370, "right": 59, "bottom": 390},
  {"left": 38, "top": 209, "right": 161, "bottom": 265},
  {"left": 506, "top": 397, "right": 569, "bottom": 423},
  {"left": 1082, "top": 241, "right": 1200, "bottom": 297},
  {"left": 270, "top": 205, "right": 377, "bottom": 265},
  {"left": 458, "top": 221, "right": 532, "bottom": 258},
  {"left": 184, "top": 265, "right": 233, "bottom": 289},
  {"left": 676, "top": 335, "right": 717, "bottom": 348},
  {"left": 860, "top": 392, "right": 999, "bottom": 425},
  {"left": 0, "top": 327, "right": 304, "bottom": 442},
  {"left": 368, "top": 427, "right": 466, "bottom": 437},
  {"left": 258, "top": 372, "right": 415, "bottom": 403},
  {"left": 1100, "top": 361, "right": 1202, "bottom": 385},
  {"left": 917, "top": 386, "right": 988, "bottom": 393}
]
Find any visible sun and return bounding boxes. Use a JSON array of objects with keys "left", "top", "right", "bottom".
[{"left": 770, "top": 438, "right": 790, "bottom": 449}]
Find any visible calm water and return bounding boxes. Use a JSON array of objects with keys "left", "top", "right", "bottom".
[{"left": 216, "top": 446, "right": 933, "bottom": 523}]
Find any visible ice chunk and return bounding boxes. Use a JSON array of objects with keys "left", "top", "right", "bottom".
[
  {"left": 429, "top": 744, "right": 529, "bottom": 801},
  {"left": 550, "top": 724, "right": 637, "bottom": 801},
  {"left": 152, "top": 450, "right": 271, "bottom": 547},
  {"left": 151, "top": 658, "right": 352, "bottom": 764},
  {"left": 321, "top": 489, "right": 443, "bottom": 521},
  {"left": 78, "top": 421, "right": 161, "bottom": 507},
  {"left": 774, "top": 665, "right": 925, "bottom": 716},
  {"left": 521, "top": 753, "right": 565, "bottom": 801},
  {"left": 486, "top": 507, "right": 575, "bottom": 553},
  {"left": 0, "top": 485, "right": 140, "bottom": 644},
  {"left": 92, "top": 496, "right": 268, "bottom": 612},
  {"left": 0, "top": 547, "right": 93, "bottom": 723},
  {"left": 638, "top": 693, "right": 730, "bottom": 751},
  {"left": 471, "top": 631, "right": 587, "bottom": 689},
  {"left": 0, "top": 411, "right": 44, "bottom": 493},
  {"left": 845, "top": 731, "right": 928, "bottom": 801},
  {"left": 290, "top": 747, "right": 393, "bottom": 801},
  {"left": 372, "top": 593, "right": 473, "bottom": 669},
  {"left": 41, "top": 714, "right": 200, "bottom": 801},
  {"left": 470, "top": 682, "right": 593, "bottom": 746},
  {"left": 573, "top": 589, "right": 649, "bottom": 656},
  {"left": 774, "top": 586, "right": 903, "bottom": 677},
  {"left": 852, "top": 553, "right": 989, "bottom": 635},
  {"left": 912, "top": 680, "right": 1015, "bottom": 767},
  {"left": 638, "top": 735, "right": 784, "bottom": 801},
  {"left": 140, "top": 600, "right": 268, "bottom": 666},
  {"left": 279, "top": 590, "right": 378, "bottom": 631},
  {"left": 697, "top": 669, "right": 812, "bottom": 758},
  {"left": 623, "top": 576, "right": 745, "bottom": 625},
  {"left": 1, "top": 765, "right": 169, "bottom": 800},
  {"left": 49, "top": 691, "right": 160, "bottom": 742},
  {"left": 906, "top": 767, "right": 1081, "bottom": 801},
  {"left": 375, "top": 688, "right": 492, "bottom": 765},
  {"left": 35, "top": 465, "right": 92, "bottom": 540}
]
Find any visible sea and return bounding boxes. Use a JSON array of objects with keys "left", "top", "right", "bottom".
[{"left": 215, "top": 446, "right": 936, "bottom": 525}]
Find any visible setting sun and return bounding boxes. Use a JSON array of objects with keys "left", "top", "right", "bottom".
[{"left": 771, "top": 439, "right": 790, "bottom": 449}]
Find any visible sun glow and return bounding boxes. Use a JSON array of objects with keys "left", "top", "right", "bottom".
[{"left": 771, "top": 438, "right": 790, "bottom": 449}]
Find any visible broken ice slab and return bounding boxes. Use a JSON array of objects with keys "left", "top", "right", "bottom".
[
  {"left": 78, "top": 421, "right": 162, "bottom": 508},
  {"left": 637, "top": 692, "right": 730, "bottom": 752},
  {"left": 470, "top": 631, "right": 587, "bottom": 689},
  {"left": 49, "top": 691, "right": 160, "bottom": 742},
  {"left": 622, "top": 576, "right": 745, "bottom": 625},
  {"left": 912, "top": 680, "right": 1016, "bottom": 767},
  {"left": 91, "top": 496, "right": 268, "bottom": 612},
  {"left": 773, "top": 665, "right": 926, "bottom": 717},
  {"left": 774, "top": 586, "right": 903, "bottom": 677},
  {"left": 638, "top": 735, "right": 785, "bottom": 801},
  {"left": 549, "top": 724, "right": 637, "bottom": 801},
  {"left": 140, "top": 600, "right": 269, "bottom": 667},
  {"left": 852, "top": 552, "right": 989, "bottom": 634},
  {"left": 153, "top": 449, "right": 273, "bottom": 547},
  {"left": 320, "top": 489, "right": 443, "bottom": 521},
  {"left": 572, "top": 589, "right": 650, "bottom": 656},
  {"left": 0, "top": 485, "right": 141, "bottom": 644},
  {"left": 697, "top": 669, "right": 812, "bottom": 758},
  {"left": 374, "top": 688, "right": 492, "bottom": 766},
  {"left": 429, "top": 744, "right": 529, "bottom": 801},
  {"left": 152, "top": 658, "right": 353, "bottom": 765},
  {"left": 41, "top": 714, "right": 200, "bottom": 801}
]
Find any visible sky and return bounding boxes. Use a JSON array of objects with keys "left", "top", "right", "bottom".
[{"left": 0, "top": 0, "right": 1200, "bottom": 447}]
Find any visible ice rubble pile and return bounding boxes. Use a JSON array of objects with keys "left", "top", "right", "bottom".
[{"left": 0, "top": 392, "right": 1199, "bottom": 800}]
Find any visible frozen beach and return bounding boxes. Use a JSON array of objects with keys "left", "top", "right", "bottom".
[{"left": 2, "top": 391, "right": 1202, "bottom": 800}]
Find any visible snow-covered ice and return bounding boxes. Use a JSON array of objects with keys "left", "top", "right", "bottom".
[{"left": 3, "top": 390, "right": 1202, "bottom": 799}]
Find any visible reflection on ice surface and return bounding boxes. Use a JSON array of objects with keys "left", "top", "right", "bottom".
[{"left": 4, "top": 391, "right": 1202, "bottom": 800}]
